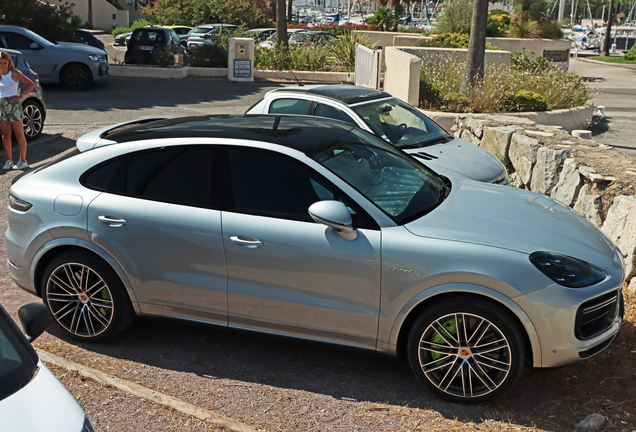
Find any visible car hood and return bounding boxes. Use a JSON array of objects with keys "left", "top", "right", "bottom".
[
  {"left": 404, "top": 178, "right": 617, "bottom": 270},
  {"left": 53, "top": 41, "right": 105, "bottom": 55},
  {"left": 0, "top": 362, "right": 84, "bottom": 431},
  {"left": 404, "top": 136, "right": 506, "bottom": 184}
]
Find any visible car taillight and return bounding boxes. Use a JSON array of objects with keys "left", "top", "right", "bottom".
[
  {"left": 127, "top": 41, "right": 130, "bottom": 50},
  {"left": 162, "top": 42, "right": 168, "bottom": 51},
  {"left": 33, "top": 72, "right": 39, "bottom": 82}
]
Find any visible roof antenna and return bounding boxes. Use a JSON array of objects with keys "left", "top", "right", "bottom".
[{"left": 290, "top": 70, "right": 304, "bottom": 87}]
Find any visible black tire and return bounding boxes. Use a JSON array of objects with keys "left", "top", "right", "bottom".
[
  {"left": 407, "top": 297, "right": 526, "bottom": 403},
  {"left": 41, "top": 251, "right": 135, "bottom": 342},
  {"left": 61, "top": 64, "right": 92, "bottom": 91},
  {"left": 22, "top": 100, "right": 44, "bottom": 141}
]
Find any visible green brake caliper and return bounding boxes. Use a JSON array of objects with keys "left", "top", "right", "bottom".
[{"left": 431, "top": 317, "right": 461, "bottom": 363}]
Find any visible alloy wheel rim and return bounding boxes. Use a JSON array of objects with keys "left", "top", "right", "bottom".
[
  {"left": 418, "top": 312, "right": 512, "bottom": 398},
  {"left": 23, "top": 105, "right": 42, "bottom": 138},
  {"left": 46, "top": 262, "right": 114, "bottom": 338},
  {"left": 66, "top": 68, "right": 88, "bottom": 89}
]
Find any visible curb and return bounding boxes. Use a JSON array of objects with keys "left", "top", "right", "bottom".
[{"left": 37, "top": 349, "right": 264, "bottom": 432}]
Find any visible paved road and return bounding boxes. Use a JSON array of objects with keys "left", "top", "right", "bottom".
[{"left": 568, "top": 58, "right": 636, "bottom": 158}]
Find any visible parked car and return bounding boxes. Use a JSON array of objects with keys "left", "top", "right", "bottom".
[
  {"left": 0, "top": 302, "right": 94, "bottom": 432},
  {"left": 288, "top": 31, "right": 338, "bottom": 46},
  {"left": 4, "top": 48, "right": 46, "bottom": 140},
  {"left": 247, "top": 85, "right": 509, "bottom": 185},
  {"left": 6, "top": 115, "right": 624, "bottom": 403},
  {"left": 124, "top": 26, "right": 186, "bottom": 66},
  {"left": 114, "top": 32, "right": 132, "bottom": 46},
  {"left": 0, "top": 25, "right": 108, "bottom": 90},
  {"left": 73, "top": 30, "right": 106, "bottom": 52},
  {"left": 248, "top": 28, "right": 276, "bottom": 42},
  {"left": 186, "top": 24, "right": 238, "bottom": 52},
  {"left": 161, "top": 25, "right": 193, "bottom": 48},
  {"left": 258, "top": 29, "right": 309, "bottom": 49}
]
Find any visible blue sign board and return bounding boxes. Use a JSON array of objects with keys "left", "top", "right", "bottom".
[{"left": 234, "top": 60, "right": 252, "bottom": 78}]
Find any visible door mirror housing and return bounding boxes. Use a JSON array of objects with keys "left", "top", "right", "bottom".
[
  {"left": 308, "top": 200, "right": 358, "bottom": 241},
  {"left": 18, "top": 303, "right": 51, "bottom": 343}
]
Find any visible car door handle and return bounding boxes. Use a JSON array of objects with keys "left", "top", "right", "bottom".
[
  {"left": 230, "top": 236, "right": 263, "bottom": 248},
  {"left": 98, "top": 215, "right": 127, "bottom": 227}
]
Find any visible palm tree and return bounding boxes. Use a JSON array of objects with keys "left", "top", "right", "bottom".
[
  {"left": 366, "top": 7, "right": 399, "bottom": 31},
  {"left": 460, "top": 0, "right": 489, "bottom": 95}
]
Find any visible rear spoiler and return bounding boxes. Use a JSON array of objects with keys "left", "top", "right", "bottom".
[{"left": 76, "top": 118, "right": 165, "bottom": 152}]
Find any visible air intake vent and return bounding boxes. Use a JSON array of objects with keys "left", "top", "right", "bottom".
[
  {"left": 575, "top": 291, "right": 619, "bottom": 340},
  {"left": 414, "top": 152, "right": 439, "bottom": 161}
]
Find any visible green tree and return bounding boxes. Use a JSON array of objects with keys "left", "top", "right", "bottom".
[
  {"left": 0, "top": 0, "right": 81, "bottom": 42},
  {"left": 461, "top": 0, "right": 489, "bottom": 95},
  {"left": 141, "top": 0, "right": 272, "bottom": 28}
]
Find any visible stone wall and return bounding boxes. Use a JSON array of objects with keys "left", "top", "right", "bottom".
[{"left": 453, "top": 115, "right": 636, "bottom": 293}]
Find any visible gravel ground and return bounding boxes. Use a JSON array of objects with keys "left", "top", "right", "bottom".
[{"left": 1, "top": 128, "right": 635, "bottom": 432}]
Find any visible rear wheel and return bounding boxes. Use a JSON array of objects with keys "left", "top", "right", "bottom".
[
  {"left": 42, "top": 251, "right": 134, "bottom": 341},
  {"left": 22, "top": 100, "right": 44, "bottom": 141},
  {"left": 61, "top": 64, "right": 92, "bottom": 91},
  {"left": 407, "top": 297, "right": 526, "bottom": 403}
]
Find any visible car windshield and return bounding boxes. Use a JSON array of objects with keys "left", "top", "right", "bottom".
[
  {"left": 0, "top": 305, "right": 38, "bottom": 402},
  {"left": 307, "top": 128, "right": 446, "bottom": 223},
  {"left": 352, "top": 98, "right": 452, "bottom": 149},
  {"left": 21, "top": 28, "right": 54, "bottom": 48}
]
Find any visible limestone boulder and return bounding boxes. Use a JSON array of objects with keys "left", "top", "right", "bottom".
[
  {"left": 572, "top": 184, "right": 603, "bottom": 227},
  {"left": 480, "top": 126, "right": 521, "bottom": 166},
  {"left": 530, "top": 147, "right": 573, "bottom": 195},
  {"left": 601, "top": 195, "right": 636, "bottom": 280},
  {"left": 460, "top": 129, "right": 481, "bottom": 146},
  {"left": 509, "top": 133, "right": 540, "bottom": 186},
  {"left": 552, "top": 158, "right": 583, "bottom": 206}
]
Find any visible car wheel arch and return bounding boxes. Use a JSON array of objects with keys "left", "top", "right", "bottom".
[
  {"left": 391, "top": 286, "right": 540, "bottom": 367},
  {"left": 21, "top": 98, "right": 45, "bottom": 141},
  {"left": 32, "top": 241, "right": 140, "bottom": 313}
]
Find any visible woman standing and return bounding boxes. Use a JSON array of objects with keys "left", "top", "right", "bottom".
[{"left": 0, "top": 51, "right": 35, "bottom": 170}]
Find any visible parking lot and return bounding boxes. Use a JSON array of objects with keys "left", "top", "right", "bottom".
[{"left": 1, "top": 60, "right": 635, "bottom": 431}]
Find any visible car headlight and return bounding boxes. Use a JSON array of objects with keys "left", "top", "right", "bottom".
[
  {"left": 9, "top": 194, "right": 32, "bottom": 212},
  {"left": 81, "top": 416, "right": 95, "bottom": 432},
  {"left": 529, "top": 251, "right": 605, "bottom": 288},
  {"left": 88, "top": 54, "right": 105, "bottom": 61}
]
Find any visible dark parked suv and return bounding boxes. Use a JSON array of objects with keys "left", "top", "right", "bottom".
[{"left": 125, "top": 26, "right": 186, "bottom": 66}]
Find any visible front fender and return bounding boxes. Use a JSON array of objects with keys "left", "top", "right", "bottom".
[{"left": 383, "top": 282, "right": 542, "bottom": 367}]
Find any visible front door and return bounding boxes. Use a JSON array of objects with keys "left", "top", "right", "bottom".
[{"left": 222, "top": 147, "right": 382, "bottom": 349}]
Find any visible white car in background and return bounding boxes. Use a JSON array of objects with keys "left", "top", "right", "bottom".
[{"left": 0, "top": 302, "right": 94, "bottom": 432}]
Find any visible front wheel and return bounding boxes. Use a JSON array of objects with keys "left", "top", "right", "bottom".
[
  {"left": 42, "top": 251, "right": 134, "bottom": 341},
  {"left": 407, "top": 298, "right": 526, "bottom": 403},
  {"left": 61, "top": 64, "right": 92, "bottom": 91}
]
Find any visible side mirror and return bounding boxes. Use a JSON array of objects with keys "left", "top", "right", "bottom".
[
  {"left": 308, "top": 200, "right": 358, "bottom": 241},
  {"left": 29, "top": 42, "right": 40, "bottom": 50},
  {"left": 18, "top": 303, "right": 51, "bottom": 343}
]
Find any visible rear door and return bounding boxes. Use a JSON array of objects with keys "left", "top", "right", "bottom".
[
  {"left": 0, "top": 31, "right": 51, "bottom": 81},
  {"left": 85, "top": 145, "right": 227, "bottom": 324}
]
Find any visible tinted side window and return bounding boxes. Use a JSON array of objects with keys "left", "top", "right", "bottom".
[
  {"left": 226, "top": 148, "right": 377, "bottom": 229},
  {"left": 83, "top": 146, "right": 219, "bottom": 209},
  {"left": 0, "top": 32, "right": 35, "bottom": 50},
  {"left": 268, "top": 98, "right": 310, "bottom": 115},
  {"left": 314, "top": 103, "right": 356, "bottom": 125}
]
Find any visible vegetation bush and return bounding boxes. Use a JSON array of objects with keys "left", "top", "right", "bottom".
[
  {"left": 503, "top": 90, "right": 548, "bottom": 111},
  {"left": 327, "top": 31, "right": 375, "bottom": 72},
  {"left": 365, "top": 7, "right": 399, "bottom": 32},
  {"left": 509, "top": 48, "right": 552, "bottom": 72},
  {"left": 420, "top": 51, "right": 590, "bottom": 113},
  {"left": 141, "top": 0, "right": 272, "bottom": 28},
  {"left": 487, "top": 10, "right": 510, "bottom": 37},
  {"left": 433, "top": 0, "right": 472, "bottom": 35},
  {"left": 112, "top": 19, "right": 152, "bottom": 37},
  {"left": 255, "top": 44, "right": 332, "bottom": 72},
  {"left": 424, "top": 33, "right": 503, "bottom": 50},
  {"left": 624, "top": 43, "right": 636, "bottom": 61},
  {"left": 1, "top": 0, "right": 80, "bottom": 42}
]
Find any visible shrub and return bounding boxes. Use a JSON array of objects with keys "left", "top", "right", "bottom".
[
  {"left": 434, "top": 0, "right": 472, "bottom": 34},
  {"left": 624, "top": 43, "right": 636, "bottom": 61},
  {"left": 509, "top": 48, "right": 552, "bottom": 72},
  {"left": 1, "top": 0, "right": 81, "bottom": 42},
  {"left": 487, "top": 10, "right": 510, "bottom": 37},
  {"left": 327, "top": 31, "right": 375, "bottom": 72},
  {"left": 540, "top": 19, "right": 564, "bottom": 38},
  {"left": 503, "top": 90, "right": 548, "bottom": 112},
  {"left": 141, "top": 0, "right": 272, "bottom": 28},
  {"left": 255, "top": 44, "right": 332, "bottom": 72},
  {"left": 442, "top": 93, "right": 470, "bottom": 112},
  {"left": 112, "top": 19, "right": 151, "bottom": 37},
  {"left": 507, "top": 20, "right": 541, "bottom": 38}
]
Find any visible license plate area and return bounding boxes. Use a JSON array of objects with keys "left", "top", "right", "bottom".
[{"left": 139, "top": 46, "right": 153, "bottom": 51}]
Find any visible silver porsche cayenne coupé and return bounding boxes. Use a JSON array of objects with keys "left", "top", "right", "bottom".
[{"left": 6, "top": 115, "right": 624, "bottom": 402}]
